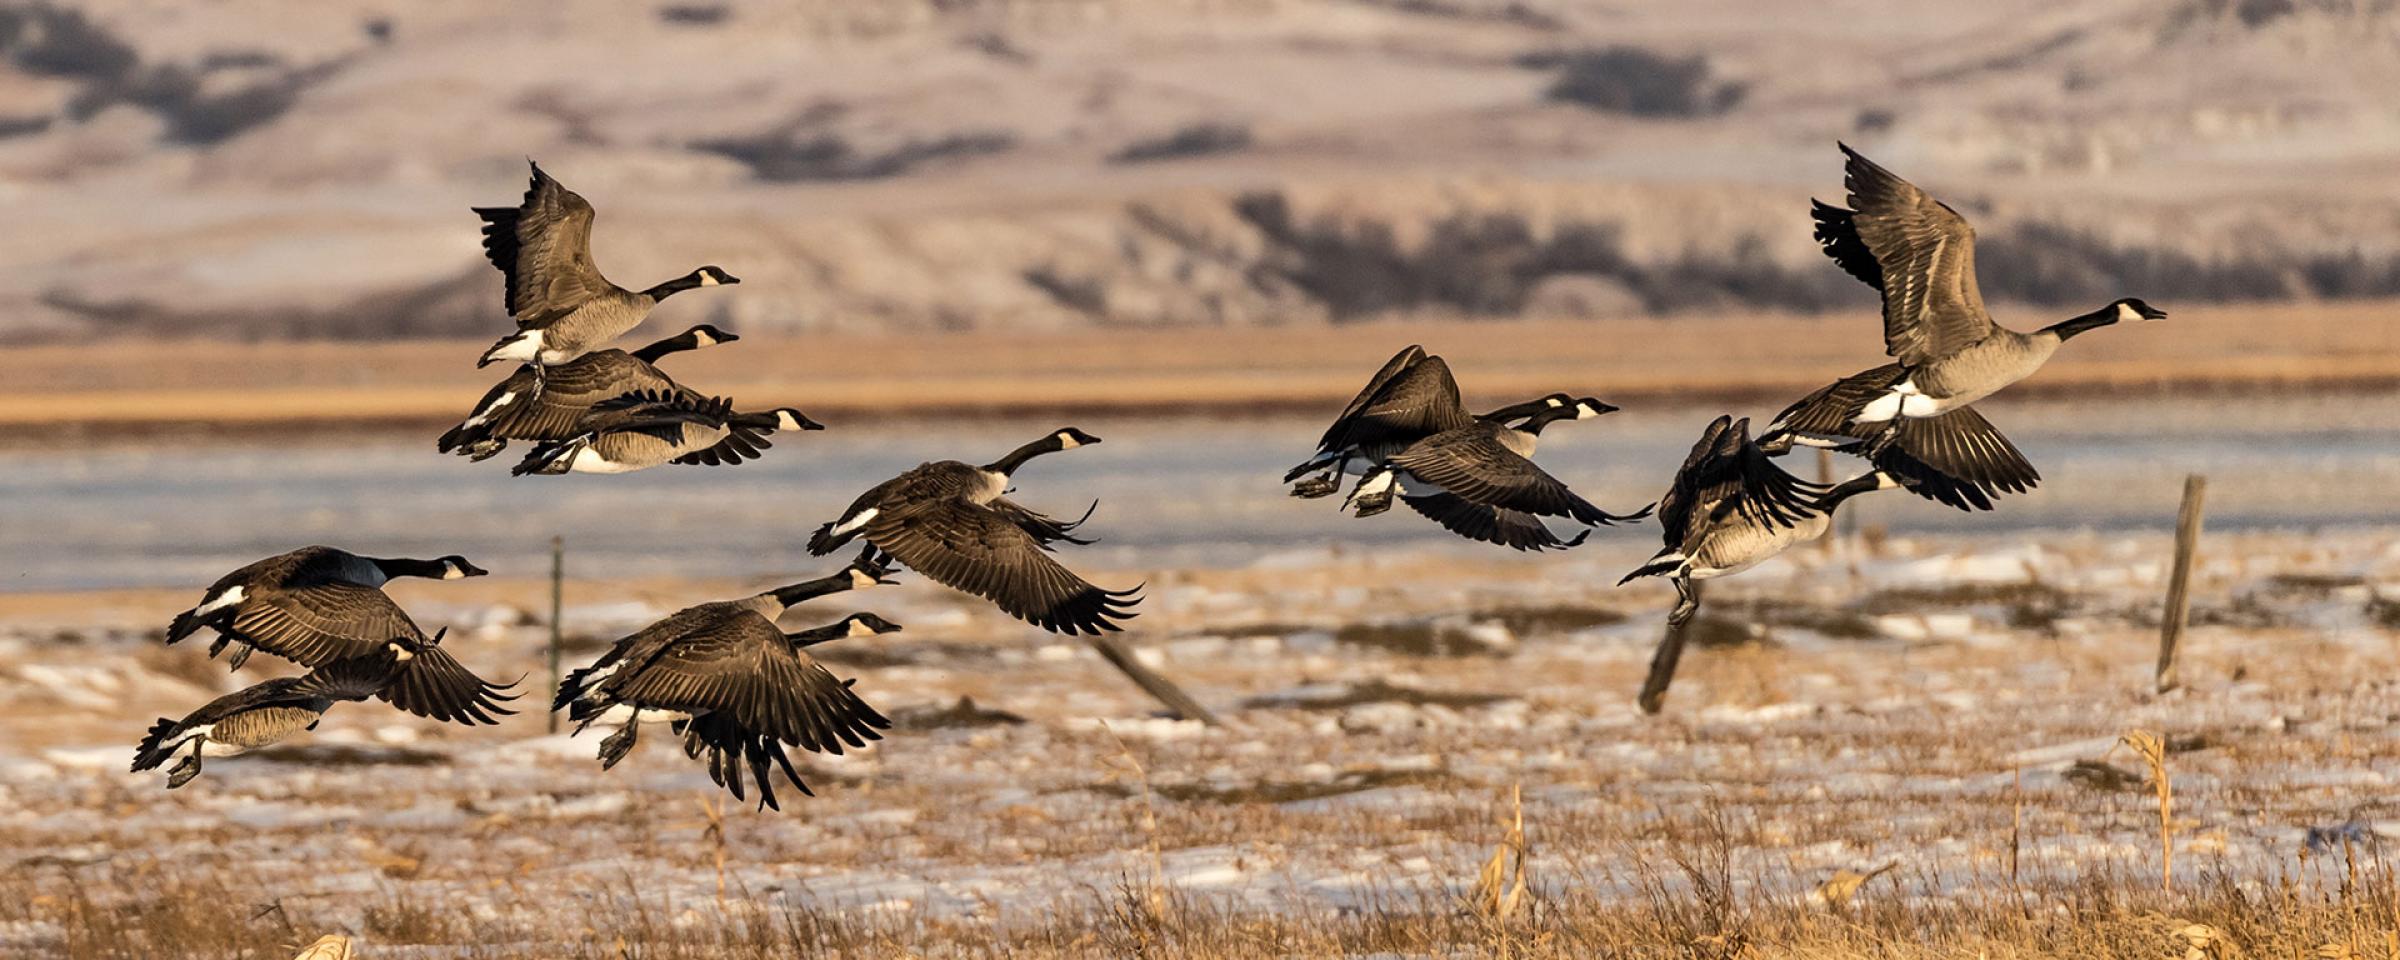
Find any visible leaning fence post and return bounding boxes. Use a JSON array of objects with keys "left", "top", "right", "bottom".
[
  {"left": 1639, "top": 581, "right": 1702, "bottom": 715},
  {"left": 1085, "top": 635, "right": 1219, "bottom": 726},
  {"left": 548, "top": 536, "right": 564, "bottom": 734},
  {"left": 2155, "top": 476, "right": 2206, "bottom": 694}
]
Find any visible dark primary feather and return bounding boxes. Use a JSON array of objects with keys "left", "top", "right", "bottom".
[
  {"left": 1313, "top": 354, "right": 1473, "bottom": 459},
  {"left": 576, "top": 606, "right": 890, "bottom": 759},
  {"left": 1810, "top": 199, "right": 1883, "bottom": 291},
  {"left": 1761, "top": 366, "right": 2040, "bottom": 511},
  {"left": 1314, "top": 344, "right": 1429, "bottom": 450},
  {"left": 1400, "top": 494, "right": 1589, "bottom": 552},
  {"left": 1836, "top": 143, "right": 1994, "bottom": 366},
  {"left": 1655, "top": 416, "right": 1828, "bottom": 551},
  {"left": 475, "top": 160, "right": 609, "bottom": 325},
  {"left": 439, "top": 350, "right": 696, "bottom": 455},
  {"left": 863, "top": 500, "right": 1140, "bottom": 635},
  {"left": 1385, "top": 427, "right": 1649, "bottom": 526}
]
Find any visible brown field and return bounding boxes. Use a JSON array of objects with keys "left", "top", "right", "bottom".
[{"left": 2, "top": 301, "right": 2394, "bottom": 442}]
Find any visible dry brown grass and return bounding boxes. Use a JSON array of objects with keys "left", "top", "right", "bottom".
[{"left": 0, "top": 301, "right": 2394, "bottom": 439}]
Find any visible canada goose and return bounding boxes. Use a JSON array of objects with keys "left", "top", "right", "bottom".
[
  {"left": 807, "top": 428, "right": 1140, "bottom": 635},
  {"left": 1621, "top": 416, "right": 1898, "bottom": 628},
  {"left": 439, "top": 323, "right": 737, "bottom": 461},
  {"left": 556, "top": 557, "right": 897, "bottom": 809},
  {"left": 1284, "top": 345, "right": 1572, "bottom": 499},
  {"left": 474, "top": 161, "right": 740, "bottom": 367},
  {"left": 163, "top": 546, "right": 518, "bottom": 724},
  {"left": 1349, "top": 399, "right": 1653, "bottom": 534},
  {"left": 509, "top": 392, "right": 821, "bottom": 476},
  {"left": 1756, "top": 144, "right": 2162, "bottom": 505},
  {"left": 132, "top": 633, "right": 435, "bottom": 788}
]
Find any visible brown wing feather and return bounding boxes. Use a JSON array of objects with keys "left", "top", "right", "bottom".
[
  {"left": 476, "top": 162, "right": 611, "bottom": 324},
  {"left": 1386, "top": 428, "right": 1644, "bottom": 526},
  {"left": 1839, "top": 145, "right": 1994, "bottom": 365},
  {"left": 864, "top": 501, "right": 1138, "bottom": 635},
  {"left": 228, "top": 583, "right": 421, "bottom": 667},
  {"left": 374, "top": 646, "right": 519, "bottom": 726},
  {"left": 604, "top": 615, "right": 888, "bottom": 753},
  {"left": 1317, "top": 355, "right": 1473, "bottom": 455}
]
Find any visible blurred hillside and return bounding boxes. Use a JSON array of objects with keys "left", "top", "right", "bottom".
[{"left": 4, "top": 0, "right": 2399, "bottom": 341}]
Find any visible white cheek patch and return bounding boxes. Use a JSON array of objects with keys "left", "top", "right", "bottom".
[
  {"left": 441, "top": 565, "right": 466, "bottom": 580},
  {"left": 698, "top": 273, "right": 720, "bottom": 287},
  {"left": 2116, "top": 302, "right": 2141, "bottom": 323},
  {"left": 829, "top": 508, "right": 879, "bottom": 536},
  {"left": 194, "top": 586, "right": 246, "bottom": 617},
  {"left": 847, "top": 620, "right": 875, "bottom": 638},
  {"left": 1056, "top": 434, "right": 1081, "bottom": 449},
  {"left": 848, "top": 569, "right": 877, "bottom": 589}
]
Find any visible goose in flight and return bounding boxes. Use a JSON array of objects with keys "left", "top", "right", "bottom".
[
  {"left": 556, "top": 557, "right": 898, "bottom": 809},
  {"left": 509, "top": 392, "right": 820, "bottom": 476},
  {"left": 1349, "top": 398, "right": 1653, "bottom": 535},
  {"left": 474, "top": 161, "right": 739, "bottom": 367},
  {"left": 440, "top": 323, "right": 737, "bottom": 461},
  {"left": 133, "top": 632, "right": 448, "bottom": 788},
  {"left": 163, "top": 546, "right": 518, "bottom": 724},
  {"left": 1622, "top": 416, "right": 1896, "bottom": 628},
  {"left": 807, "top": 428, "right": 1140, "bottom": 635},
  {"left": 1757, "top": 144, "right": 2162, "bottom": 508}
]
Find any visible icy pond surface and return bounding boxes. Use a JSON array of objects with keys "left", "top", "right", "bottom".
[{"left": 4, "top": 394, "right": 2398, "bottom": 591}]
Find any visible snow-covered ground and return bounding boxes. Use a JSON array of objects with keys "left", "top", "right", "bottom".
[{"left": 2, "top": 528, "right": 2396, "bottom": 953}]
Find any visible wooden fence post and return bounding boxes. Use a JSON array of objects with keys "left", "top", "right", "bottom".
[
  {"left": 1086, "top": 635, "right": 1220, "bottom": 726},
  {"left": 2155, "top": 476, "right": 2206, "bottom": 694},
  {"left": 548, "top": 536, "right": 564, "bottom": 734},
  {"left": 1639, "top": 581, "right": 1703, "bottom": 715}
]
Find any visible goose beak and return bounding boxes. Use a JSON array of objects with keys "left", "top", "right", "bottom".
[{"left": 2136, "top": 303, "right": 2168, "bottom": 321}]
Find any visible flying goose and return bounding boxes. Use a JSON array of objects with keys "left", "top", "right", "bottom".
[
  {"left": 163, "top": 546, "right": 519, "bottom": 724},
  {"left": 1621, "top": 416, "right": 1897, "bottom": 628},
  {"left": 133, "top": 633, "right": 438, "bottom": 788},
  {"left": 806, "top": 428, "right": 1141, "bottom": 635},
  {"left": 1756, "top": 144, "right": 2163, "bottom": 507},
  {"left": 474, "top": 161, "right": 740, "bottom": 367},
  {"left": 439, "top": 323, "right": 737, "bottom": 461},
  {"left": 556, "top": 558, "right": 898, "bottom": 809},
  {"left": 1284, "top": 345, "right": 1572, "bottom": 499},
  {"left": 509, "top": 392, "right": 821, "bottom": 476},
  {"left": 1349, "top": 399, "right": 1653, "bottom": 535}
]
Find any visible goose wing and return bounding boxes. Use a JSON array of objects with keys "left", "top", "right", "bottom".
[
  {"left": 1400, "top": 493, "right": 1588, "bottom": 552},
  {"left": 1834, "top": 144, "right": 1994, "bottom": 366},
  {"left": 1316, "top": 354, "right": 1473, "bottom": 455},
  {"left": 865, "top": 500, "right": 1139, "bottom": 635},
  {"left": 374, "top": 644, "right": 520, "bottom": 726},
  {"left": 478, "top": 354, "right": 687, "bottom": 442},
  {"left": 476, "top": 161, "right": 611, "bottom": 326},
  {"left": 604, "top": 614, "right": 889, "bottom": 754},
  {"left": 1659, "top": 417, "right": 1825, "bottom": 546},
  {"left": 1316, "top": 344, "right": 1427, "bottom": 447},
  {"left": 990, "top": 497, "right": 1098, "bottom": 547},
  {"left": 1386, "top": 427, "right": 1648, "bottom": 526},
  {"left": 1861, "top": 406, "right": 2041, "bottom": 512},
  {"left": 228, "top": 583, "right": 422, "bottom": 667}
]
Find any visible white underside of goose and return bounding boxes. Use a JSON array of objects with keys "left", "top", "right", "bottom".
[
  {"left": 1853, "top": 379, "right": 1953, "bottom": 422},
  {"left": 164, "top": 726, "right": 252, "bottom": 758},
  {"left": 563, "top": 448, "right": 643, "bottom": 474},
  {"left": 483, "top": 330, "right": 545, "bottom": 365}
]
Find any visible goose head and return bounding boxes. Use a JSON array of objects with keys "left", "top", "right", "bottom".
[
  {"left": 438, "top": 556, "right": 489, "bottom": 580},
  {"left": 645, "top": 266, "right": 742, "bottom": 300},
  {"left": 774, "top": 408, "right": 825, "bottom": 432},
  {"left": 694, "top": 266, "right": 739, "bottom": 287},
  {"left": 2047, "top": 297, "right": 2166, "bottom": 341},
  {"left": 1571, "top": 397, "right": 1620, "bottom": 419},
  {"left": 840, "top": 613, "right": 904, "bottom": 638},
  {"left": 684, "top": 324, "right": 740, "bottom": 349}
]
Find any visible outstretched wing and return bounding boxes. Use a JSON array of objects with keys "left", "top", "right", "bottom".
[
  {"left": 1386, "top": 429, "right": 1646, "bottom": 526},
  {"left": 605, "top": 614, "right": 889, "bottom": 754},
  {"left": 228, "top": 584, "right": 422, "bottom": 667},
  {"left": 865, "top": 500, "right": 1139, "bottom": 635},
  {"left": 475, "top": 160, "right": 610, "bottom": 325},
  {"left": 1315, "top": 354, "right": 1473, "bottom": 455},
  {"left": 1400, "top": 493, "right": 1588, "bottom": 552},
  {"left": 1659, "top": 416, "right": 1826, "bottom": 548},
  {"left": 374, "top": 645, "right": 519, "bottom": 726},
  {"left": 1836, "top": 144, "right": 1994, "bottom": 365},
  {"left": 1857, "top": 406, "right": 2041, "bottom": 512}
]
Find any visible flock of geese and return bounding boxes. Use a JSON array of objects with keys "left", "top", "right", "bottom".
[{"left": 132, "top": 145, "right": 2162, "bottom": 809}]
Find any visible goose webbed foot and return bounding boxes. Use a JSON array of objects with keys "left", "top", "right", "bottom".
[
  {"left": 1862, "top": 422, "right": 1902, "bottom": 457},
  {"left": 597, "top": 721, "right": 639, "bottom": 770},
  {"left": 1289, "top": 474, "right": 1339, "bottom": 499},
  {"left": 225, "top": 642, "right": 254, "bottom": 671},
  {"left": 1667, "top": 579, "right": 1702, "bottom": 630},
  {"left": 165, "top": 744, "right": 203, "bottom": 789},
  {"left": 1351, "top": 491, "right": 1394, "bottom": 517}
]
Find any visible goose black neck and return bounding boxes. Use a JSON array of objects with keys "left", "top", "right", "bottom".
[
  {"left": 631, "top": 332, "right": 700, "bottom": 363},
  {"left": 785, "top": 623, "right": 848, "bottom": 648},
  {"left": 640, "top": 272, "right": 707, "bottom": 302},
  {"left": 769, "top": 574, "right": 853, "bottom": 608},
  {"left": 1516, "top": 405, "right": 1580, "bottom": 436},
  {"left": 730, "top": 411, "right": 782, "bottom": 430},
  {"left": 372, "top": 557, "right": 451, "bottom": 580},
  {"left": 2041, "top": 305, "right": 2119, "bottom": 342},
  {"left": 1477, "top": 398, "right": 1556, "bottom": 423},
  {"left": 983, "top": 436, "right": 1063, "bottom": 476},
  {"left": 1818, "top": 474, "right": 1886, "bottom": 512}
]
